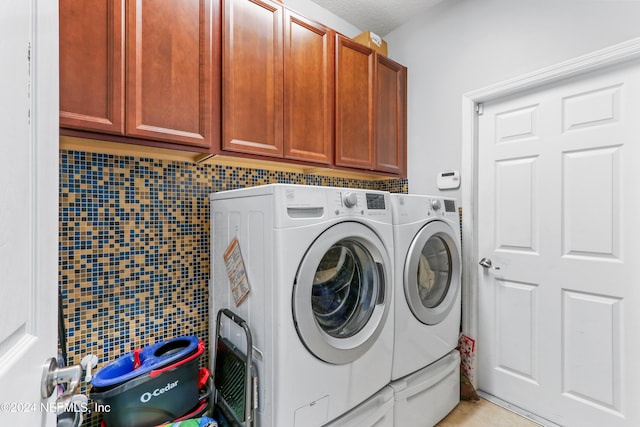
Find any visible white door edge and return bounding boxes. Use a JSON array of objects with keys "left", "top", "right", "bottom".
[{"left": 460, "top": 36, "right": 640, "bottom": 387}]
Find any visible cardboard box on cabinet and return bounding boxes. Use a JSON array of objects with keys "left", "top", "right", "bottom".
[{"left": 353, "top": 30, "right": 388, "bottom": 56}]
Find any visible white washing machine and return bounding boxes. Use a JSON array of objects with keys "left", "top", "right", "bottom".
[
  {"left": 390, "top": 194, "right": 461, "bottom": 380},
  {"left": 210, "top": 184, "right": 394, "bottom": 427}
]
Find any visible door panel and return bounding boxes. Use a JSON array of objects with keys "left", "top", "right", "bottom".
[
  {"left": 495, "top": 104, "right": 539, "bottom": 143},
  {"left": 0, "top": 0, "right": 58, "bottom": 424},
  {"left": 562, "top": 147, "right": 620, "bottom": 258},
  {"left": 478, "top": 60, "right": 640, "bottom": 426},
  {"left": 562, "top": 85, "right": 620, "bottom": 132},
  {"left": 494, "top": 157, "right": 538, "bottom": 253},
  {"left": 495, "top": 279, "right": 538, "bottom": 382},
  {"left": 562, "top": 290, "right": 621, "bottom": 412}
]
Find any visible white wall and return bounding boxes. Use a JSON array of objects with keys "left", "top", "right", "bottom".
[
  {"left": 385, "top": 0, "right": 640, "bottom": 197},
  {"left": 283, "top": 0, "right": 362, "bottom": 37}
]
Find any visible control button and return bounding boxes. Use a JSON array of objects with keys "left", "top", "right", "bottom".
[
  {"left": 431, "top": 199, "right": 441, "bottom": 211},
  {"left": 343, "top": 192, "right": 358, "bottom": 208}
]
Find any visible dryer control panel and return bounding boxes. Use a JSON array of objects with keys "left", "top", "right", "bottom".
[
  {"left": 391, "top": 194, "right": 459, "bottom": 225},
  {"left": 444, "top": 199, "right": 456, "bottom": 213},
  {"left": 427, "top": 197, "right": 457, "bottom": 217},
  {"left": 430, "top": 197, "right": 458, "bottom": 221}
]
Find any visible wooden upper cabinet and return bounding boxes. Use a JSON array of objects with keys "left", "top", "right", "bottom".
[
  {"left": 335, "top": 35, "right": 375, "bottom": 170},
  {"left": 59, "top": 0, "right": 125, "bottom": 134},
  {"left": 59, "top": 0, "right": 405, "bottom": 174},
  {"left": 126, "top": 0, "right": 214, "bottom": 148},
  {"left": 375, "top": 55, "right": 407, "bottom": 176},
  {"left": 283, "top": 10, "right": 334, "bottom": 165},
  {"left": 222, "top": 0, "right": 284, "bottom": 157},
  {"left": 336, "top": 34, "right": 407, "bottom": 176}
]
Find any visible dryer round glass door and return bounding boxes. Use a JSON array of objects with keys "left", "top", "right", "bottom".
[
  {"left": 293, "top": 222, "right": 391, "bottom": 365},
  {"left": 404, "top": 220, "right": 461, "bottom": 325}
]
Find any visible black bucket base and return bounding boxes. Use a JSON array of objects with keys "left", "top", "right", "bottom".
[{"left": 92, "top": 340, "right": 205, "bottom": 427}]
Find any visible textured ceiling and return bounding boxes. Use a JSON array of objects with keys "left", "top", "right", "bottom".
[{"left": 309, "top": 0, "right": 446, "bottom": 36}]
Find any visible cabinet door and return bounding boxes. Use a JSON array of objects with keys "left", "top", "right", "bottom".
[
  {"left": 60, "top": 0, "right": 125, "bottom": 134},
  {"left": 223, "top": 0, "right": 283, "bottom": 156},
  {"left": 335, "top": 35, "right": 375, "bottom": 170},
  {"left": 126, "top": 0, "right": 214, "bottom": 148},
  {"left": 283, "top": 10, "right": 334, "bottom": 165},
  {"left": 375, "top": 55, "right": 407, "bottom": 176}
]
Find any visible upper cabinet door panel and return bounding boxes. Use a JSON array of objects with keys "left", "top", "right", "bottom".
[
  {"left": 283, "top": 10, "right": 334, "bottom": 165},
  {"left": 222, "top": 0, "right": 284, "bottom": 156},
  {"left": 335, "top": 35, "right": 375, "bottom": 170},
  {"left": 126, "top": 0, "right": 213, "bottom": 148},
  {"left": 60, "top": 0, "right": 125, "bottom": 134},
  {"left": 376, "top": 55, "right": 407, "bottom": 176}
]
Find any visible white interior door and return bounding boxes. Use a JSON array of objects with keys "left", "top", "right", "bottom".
[
  {"left": 477, "top": 59, "right": 640, "bottom": 426},
  {"left": 0, "top": 0, "right": 59, "bottom": 425}
]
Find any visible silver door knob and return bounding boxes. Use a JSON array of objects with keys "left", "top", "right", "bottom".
[
  {"left": 479, "top": 258, "right": 500, "bottom": 270},
  {"left": 41, "top": 357, "right": 82, "bottom": 399},
  {"left": 479, "top": 258, "right": 493, "bottom": 268}
]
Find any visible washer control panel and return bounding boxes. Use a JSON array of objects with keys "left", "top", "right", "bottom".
[
  {"left": 280, "top": 186, "right": 391, "bottom": 222},
  {"left": 328, "top": 189, "right": 391, "bottom": 219},
  {"left": 365, "top": 193, "right": 386, "bottom": 210}
]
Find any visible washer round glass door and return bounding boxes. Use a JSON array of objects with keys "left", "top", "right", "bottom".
[
  {"left": 404, "top": 220, "right": 461, "bottom": 325},
  {"left": 293, "top": 222, "right": 391, "bottom": 365}
]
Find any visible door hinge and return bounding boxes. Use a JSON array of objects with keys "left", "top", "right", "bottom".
[
  {"left": 475, "top": 103, "right": 484, "bottom": 116},
  {"left": 27, "top": 42, "right": 32, "bottom": 124}
]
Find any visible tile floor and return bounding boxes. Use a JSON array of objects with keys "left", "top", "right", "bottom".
[{"left": 436, "top": 399, "right": 541, "bottom": 427}]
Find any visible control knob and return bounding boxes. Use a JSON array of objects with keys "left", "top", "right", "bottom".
[
  {"left": 431, "top": 199, "right": 441, "bottom": 211},
  {"left": 343, "top": 192, "right": 358, "bottom": 208}
]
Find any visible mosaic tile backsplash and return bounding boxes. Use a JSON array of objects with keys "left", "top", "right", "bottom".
[{"left": 58, "top": 149, "right": 407, "bottom": 426}]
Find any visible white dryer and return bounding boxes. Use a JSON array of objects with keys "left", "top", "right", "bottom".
[
  {"left": 210, "top": 184, "right": 394, "bottom": 427},
  {"left": 390, "top": 194, "right": 461, "bottom": 380}
]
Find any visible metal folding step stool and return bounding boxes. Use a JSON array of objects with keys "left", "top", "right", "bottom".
[{"left": 212, "top": 309, "right": 258, "bottom": 427}]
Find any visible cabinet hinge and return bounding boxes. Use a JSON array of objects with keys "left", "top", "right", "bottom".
[{"left": 475, "top": 103, "right": 484, "bottom": 116}]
